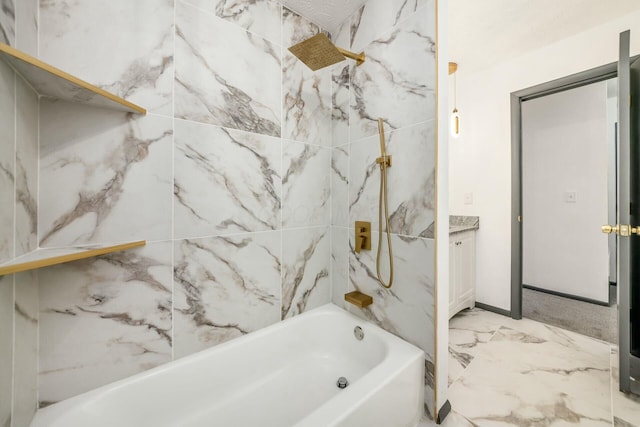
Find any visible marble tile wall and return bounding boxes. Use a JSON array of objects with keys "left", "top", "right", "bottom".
[
  {"left": 32, "top": 0, "right": 332, "bottom": 407},
  {"left": 328, "top": 0, "right": 437, "bottom": 418},
  {"left": 0, "top": 5, "right": 40, "bottom": 424}
]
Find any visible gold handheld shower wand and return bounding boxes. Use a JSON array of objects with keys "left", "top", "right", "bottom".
[{"left": 376, "top": 119, "right": 393, "bottom": 289}]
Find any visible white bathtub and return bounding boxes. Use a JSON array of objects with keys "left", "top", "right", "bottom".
[{"left": 31, "top": 304, "right": 424, "bottom": 427}]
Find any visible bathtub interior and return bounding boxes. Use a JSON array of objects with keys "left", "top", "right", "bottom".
[{"left": 32, "top": 305, "right": 422, "bottom": 427}]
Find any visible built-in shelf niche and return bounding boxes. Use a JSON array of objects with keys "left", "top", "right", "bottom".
[
  {"left": 0, "top": 241, "right": 146, "bottom": 276},
  {"left": 0, "top": 43, "right": 146, "bottom": 114},
  {"left": 0, "top": 43, "right": 148, "bottom": 277}
]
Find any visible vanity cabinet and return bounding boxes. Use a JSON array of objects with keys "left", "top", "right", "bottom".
[{"left": 449, "top": 230, "right": 476, "bottom": 319}]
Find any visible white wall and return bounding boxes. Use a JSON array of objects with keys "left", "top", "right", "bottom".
[
  {"left": 449, "top": 10, "right": 640, "bottom": 310},
  {"left": 522, "top": 82, "right": 609, "bottom": 303}
]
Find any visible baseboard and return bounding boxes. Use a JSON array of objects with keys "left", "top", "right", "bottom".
[
  {"left": 436, "top": 400, "right": 451, "bottom": 424},
  {"left": 523, "top": 284, "right": 610, "bottom": 307},
  {"left": 474, "top": 301, "right": 511, "bottom": 317}
]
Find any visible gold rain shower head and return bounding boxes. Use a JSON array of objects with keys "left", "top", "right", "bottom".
[{"left": 288, "top": 33, "right": 365, "bottom": 71}]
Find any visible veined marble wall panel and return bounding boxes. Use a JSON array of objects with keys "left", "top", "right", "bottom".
[
  {"left": 39, "top": 0, "right": 174, "bottom": 115},
  {"left": 282, "top": 141, "right": 330, "bottom": 228},
  {"left": 0, "top": 275, "right": 13, "bottom": 427},
  {"left": 0, "top": 60, "right": 15, "bottom": 263},
  {"left": 173, "top": 232, "right": 281, "bottom": 358},
  {"left": 13, "top": 271, "right": 38, "bottom": 427},
  {"left": 282, "top": 8, "right": 332, "bottom": 147},
  {"left": 331, "top": 145, "right": 349, "bottom": 227},
  {"left": 349, "top": 6, "right": 436, "bottom": 141},
  {"left": 38, "top": 100, "right": 173, "bottom": 247},
  {"left": 34, "top": 0, "right": 335, "bottom": 409},
  {"left": 174, "top": 120, "right": 281, "bottom": 239},
  {"left": 175, "top": 1, "right": 281, "bottom": 137},
  {"left": 330, "top": 21, "right": 350, "bottom": 147},
  {"left": 15, "top": 0, "right": 37, "bottom": 55},
  {"left": 350, "top": 0, "right": 430, "bottom": 52},
  {"left": 0, "top": 0, "right": 14, "bottom": 45},
  {"left": 181, "top": 0, "right": 282, "bottom": 45},
  {"left": 349, "top": 121, "right": 436, "bottom": 237},
  {"left": 38, "top": 242, "right": 173, "bottom": 405},
  {"left": 282, "top": 226, "right": 330, "bottom": 319},
  {"left": 15, "top": 76, "right": 38, "bottom": 257},
  {"left": 348, "top": 231, "right": 434, "bottom": 354},
  {"left": 330, "top": 226, "right": 348, "bottom": 308}
]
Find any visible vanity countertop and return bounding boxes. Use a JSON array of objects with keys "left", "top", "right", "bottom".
[
  {"left": 423, "top": 216, "right": 479, "bottom": 238},
  {"left": 449, "top": 215, "right": 479, "bottom": 235}
]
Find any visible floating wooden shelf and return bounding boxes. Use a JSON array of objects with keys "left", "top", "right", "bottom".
[
  {"left": 0, "top": 43, "right": 146, "bottom": 114},
  {"left": 0, "top": 241, "right": 146, "bottom": 276}
]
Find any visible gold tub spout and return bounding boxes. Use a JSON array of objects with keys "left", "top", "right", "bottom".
[{"left": 344, "top": 291, "right": 373, "bottom": 308}]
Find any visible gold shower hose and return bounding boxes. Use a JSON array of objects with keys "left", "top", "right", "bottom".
[{"left": 376, "top": 118, "right": 393, "bottom": 289}]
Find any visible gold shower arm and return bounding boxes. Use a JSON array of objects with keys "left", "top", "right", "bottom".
[{"left": 336, "top": 47, "right": 366, "bottom": 66}]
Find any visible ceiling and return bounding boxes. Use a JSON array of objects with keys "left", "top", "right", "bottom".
[
  {"left": 280, "top": 0, "right": 366, "bottom": 33},
  {"left": 449, "top": 0, "right": 640, "bottom": 73}
]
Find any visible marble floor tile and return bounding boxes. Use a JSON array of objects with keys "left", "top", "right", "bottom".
[
  {"left": 610, "top": 346, "right": 640, "bottom": 427},
  {"left": 448, "top": 308, "right": 505, "bottom": 385},
  {"left": 449, "top": 325, "right": 612, "bottom": 426},
  {"left": 448, "top": 308, "right": 618, "bottom": 427}
]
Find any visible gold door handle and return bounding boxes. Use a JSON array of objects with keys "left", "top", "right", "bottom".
[{"left": 602, "top": 224, "right": 640, "bottom": 236}]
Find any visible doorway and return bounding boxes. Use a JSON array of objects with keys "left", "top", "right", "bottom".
[
  {"left": 510, "top": 38, "right": 640, "bottom": 395},
  {"left": 518, "top": 78, "right": 617, "bottom": 342}
]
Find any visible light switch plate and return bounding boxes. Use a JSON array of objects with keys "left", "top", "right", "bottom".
[
  {"left": 565, "top": 191, "right": 577, "bottom": 203},
  {"left": 464, "top": 193, "right": 473, "bottom": 205}
]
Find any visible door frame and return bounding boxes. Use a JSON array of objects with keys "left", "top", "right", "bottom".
[{"left": 510, "top": 60, "right": 632, "bottom": 319}]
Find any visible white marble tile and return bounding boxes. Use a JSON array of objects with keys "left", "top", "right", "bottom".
[
  {"left": 15, "top": 0, "right": 37, "bottom": 56},
  {"left": 38, "top": 242, "right": 173, "bottom": 405},
  {"left": 174, "top": 120, "right": 281, "bottom": 239},
  {"left": 331, "top": 61, "right": 350, "bottom": 146},
  {"left": 282, "top": 50, "right": 332, "bottom": 146},
  {"left": 610, "top": 346, "right": 640, "bottom": 427},
  {"left": 349, "top": 7, "right": 436, "bottom": 141},
  {"left": 348, "top": 231, "right": 434, "bottom": 354},
  {"left": 181, "top": 0, "right": 282, "bottom": 46},
  {"left": 282, "top": 226, "right": 330, "bottom": 319},
  {"left": 350, "top": 121, "right": 436, "bottom": 237},
  {"left": 448, "top": 324, "right": 612, "bottom": 426},
  {"left": 0, "top": 0, "right": 15, "bottom": 45},
  {"left": 173, "top": 232, "right": 281, "bottom": 358},
  {"left": 330, "top": 226, "right": 349, "bottom": 308},
  {"left": 331, "top": 145, "right": 349, "bottom": 227},
  {"left": 0, "top": 274, "right": 13, "bottom": 427},
  {"left": 39, "top": 100, "right": 173, "bottom": 246},
  {"left": 282, "top": 6, "right": 325, "bottom": 47},
  {"left": 175, "top": 1, "right": 281, "bottom": 137},
  {"left": 449, "top": 308, "right": 507, "bottom": 385},
  {"left": 13, "top": 271, "right": 38, "bottom": 427},
  {"left": 350, "top": 0, "right": 429, "bottom": 52},
  {"left": 15, "top": 75, "right": 38, "bottom": 257},
  {"left": 281, "top": 8, "right": 331, "bottom": 146},
  {"left": 0, "top": 60, "right": 14, "bottom": 263},
  {"left": 282, "top": 141, "right": 330, "bottom": 228},
  {"left": 39, "top": 0, "right": 174, "bottom": 115}
]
